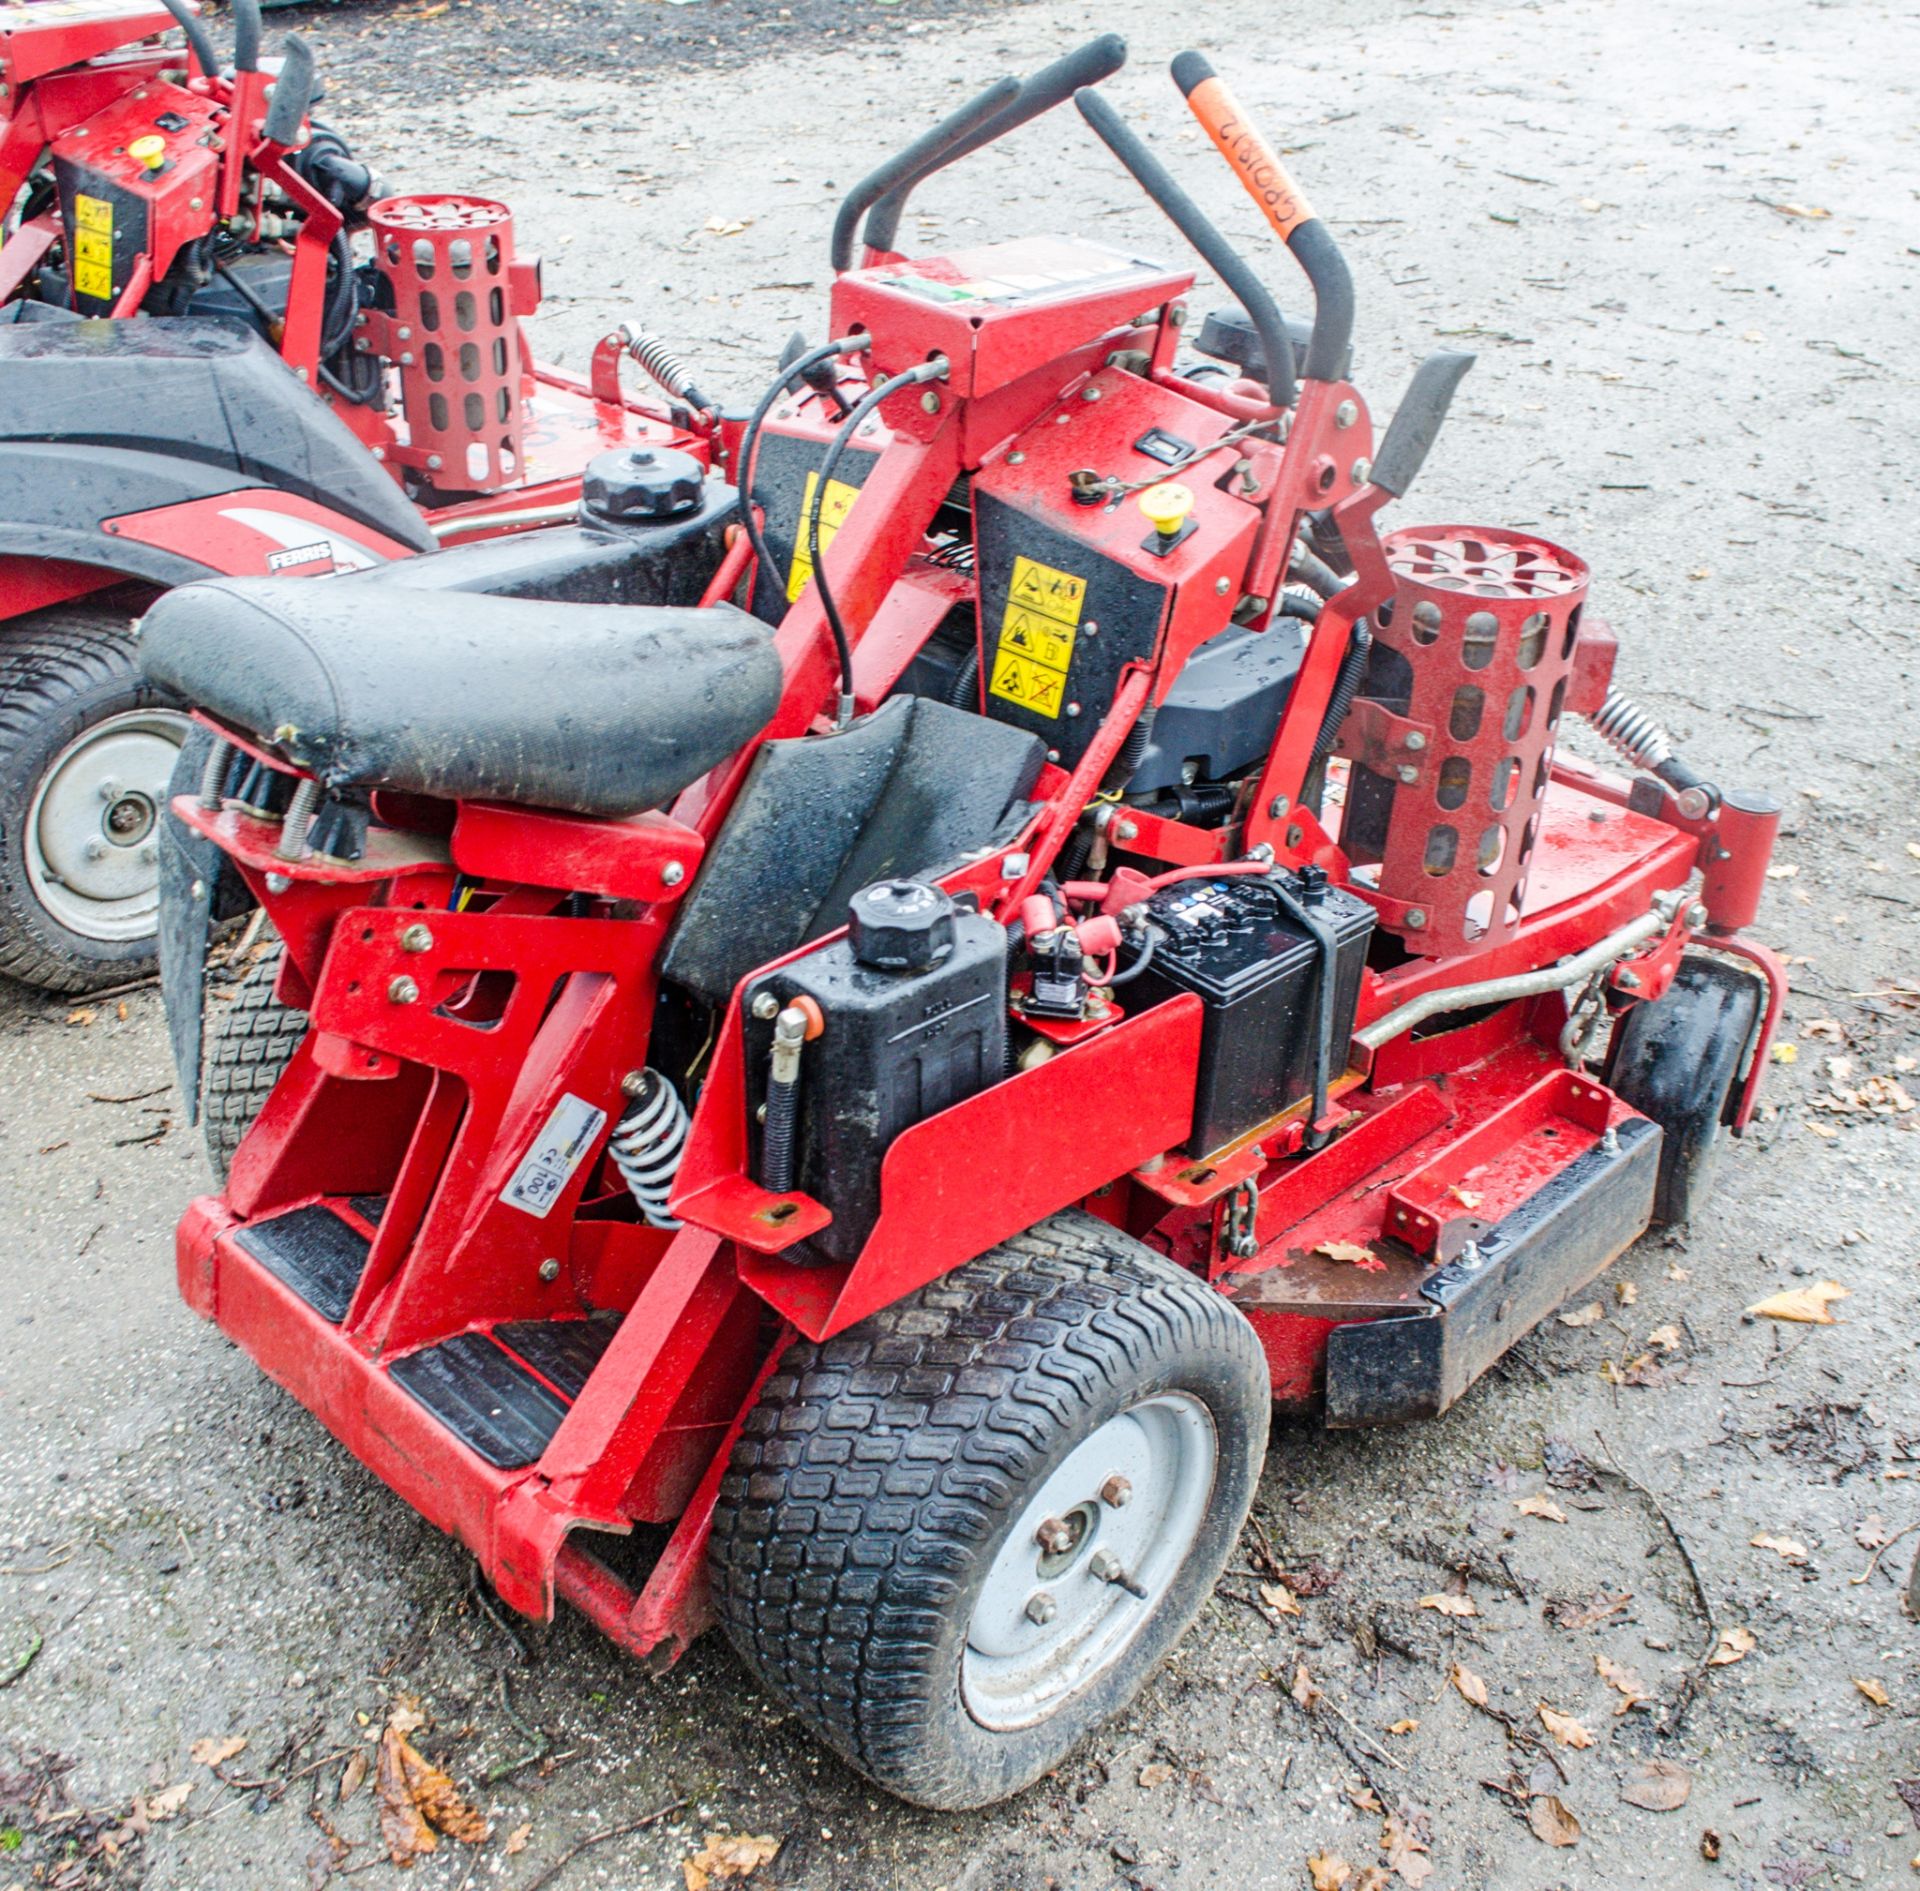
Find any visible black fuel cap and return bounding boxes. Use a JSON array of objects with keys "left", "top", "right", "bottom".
[
  {"left": 582, "top": 445, "right": 704, "bottom": 522},
  {"left": 847, "top": 879, "right": 956, "bottom": 973}
]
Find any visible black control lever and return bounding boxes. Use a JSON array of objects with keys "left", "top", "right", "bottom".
[{"left": 1369, "top": 351, "right": 1475, "bottom": 498}]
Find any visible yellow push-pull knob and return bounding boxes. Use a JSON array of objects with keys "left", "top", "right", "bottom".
[
  {"left": 129, "top": 135, "right": 167, "bottom": 173},
  {"left": 1138, "top": 480, "right": 1194, "bottom": 539}
]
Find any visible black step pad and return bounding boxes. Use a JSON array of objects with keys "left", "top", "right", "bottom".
[
  {"left": 493, "top": 1314, "right": 619, "bottom": 1399},
  {"left": 347, "top": 1194, "right": 388, "bottom": 1227},
  {"left": 234, "top": 1203, "right": 372, "bottom": 1323},
  {"left": 389, "top": 1333, "right": 569, "bottom": 1469}
]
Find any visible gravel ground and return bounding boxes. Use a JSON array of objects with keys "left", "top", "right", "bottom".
[{"left": 3, "top": 1, "right": 1917, "bottom": 1887}]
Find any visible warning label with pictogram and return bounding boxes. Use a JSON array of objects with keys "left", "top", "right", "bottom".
[
  {"left": 785, "top": 471, "right": 862, "bottom": 602},
  {"left": 989, "top": 554, "right": 1086, "bottom": 720}
]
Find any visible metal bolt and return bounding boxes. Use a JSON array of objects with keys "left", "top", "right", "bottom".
[
  {"left": 661, "top": 860, "right": 686, "bottom": 887},
  {"left": 83, "top": 839, "right": 107, "bottom": 862},
  {"left": 1169, "top": 304, "right": 1188, "bottom": 328},
  {"left": 1269, "top": 796, "right": 1290, "bottom": 820},
  {"left": 1334, "top": 399, "right": 1358, "bottom": 429},
  {"left": 1460, "top": 1241, "right": 1484, "bottom": 1270},
  {"left": 538, "top": 1258, "right": 561, "bottom": 1283},
  {"left": 397, "top": 325, "right": 412, "bottom": 341},
  {"left": 1035, "top": 1516, "right": 1074, "bottom": 1556},
  {"left": 1617, "top": 968, "right": 1642, "bottom": 990},
  {"left": 1007, "top": 451, "right": 1026, "bottom": 465},
  {"left": 265, "top": 872, "right": 291, "bottom": 895},
  {"left": 1081, "top": 385, "right": 1102, "bottom": 402},
  {"left": 1397, "top": 764, "right": 1420, "bottom": 785},
  {"left": 1215, "top": 576, "right": 1231, "bottom": 595},
  {"left": 1404, "top": 732, "right": 1427, "bottom": 752},
  {"left": 1066, "top": 702, "right": 1082, "bottom": 718},
  {"left": 97, "top": 778, "right": 119, "bottom": 802},
  {"left": 1687, "top": 902, "right": 1709, "bottom": 929},
  {"left": 1114, "top": 821, "right": 1138, "bottom": 844},
  {"left": 920, "top": 389, "right": 941, "bottom": 414},
  {"left": 399, "top": 922, "right": 433, "bottom": 953},
  {"left": 1088, "top": 1547, "right": 1123, "bottom": 1581},
  {"left": 1100, "top": 1474, "right": 1133, "bottom": 1509},
  {"left": 1405, "top": 908, "right": 1428, "bottom": 930},
  {"left": 621, "top": 1069, "right": 649, "bottom": 1096},
  {"left": 1025, "top": 1591, "right": 1058, "bottom": 1625},
  {"left": 139, "top": 842, "right": 156, "bottom": 864},
  {"left": 751, "top": 991, "right": 781, "bottom": 1021},
  {"left": 1352, "top": 458, "right": 1372, "bottom": 485},
  {"left": 387, "top": 975, "right": 420, "bottom": 1005}
]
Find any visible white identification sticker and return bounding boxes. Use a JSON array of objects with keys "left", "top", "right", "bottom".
[{"left": 501, "top": 1093, "right": 608, "bottom": 1219}]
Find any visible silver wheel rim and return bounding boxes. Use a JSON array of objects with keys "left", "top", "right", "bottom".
[
  {"left": 961, "top": 1391, "right": 1218, "bottom": 1732},
  {"left": 25, "top": 708, "right": 190, "bottom": 942}
]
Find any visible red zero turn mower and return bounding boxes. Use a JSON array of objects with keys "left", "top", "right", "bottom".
[
  {"left": 142, "top": 39, "right": 1788, "bottom": 1810},
  {"left": 0, "top": 0, "right": 711, "bottom": 989}
]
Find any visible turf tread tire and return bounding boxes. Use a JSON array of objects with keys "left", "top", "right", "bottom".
[
  {"left": 202, "top": 940, "right": 305, "bottom": 1183},
  {"left": 707, "top": 1209, "right": 1269, "bottom": 1809},
  {"left": 0, "top": 602, "right": 174, "bottom": 993}
]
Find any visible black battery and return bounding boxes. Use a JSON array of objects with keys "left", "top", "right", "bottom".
[
  {"left": 1128, "top": 870, "right": 1376, "bottom": 1155},
  {"left": 743, "top": 884, "right": 1008, "bottom": 1266}
]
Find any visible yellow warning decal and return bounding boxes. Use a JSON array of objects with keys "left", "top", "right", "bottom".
[
  {"left": 72, "top": 193, "right": 114, "bottom": 301},
  {"left": 785, "top": 470, "right": 861, "bottom": 602},
  {"left": 988, "top": 553, "right": 1087, "bottom": 720}
]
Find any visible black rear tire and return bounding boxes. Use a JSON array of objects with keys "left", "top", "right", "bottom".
[
  {"left": 707, "top": 1209, "right": 1270, "bottom": 1810},
  {"left": 0, "top": 600, "right": 185, "bottom": 993},
  {"left": 203, "top": 939, "right": 305, "bottom": 1183},
  {"left": 1609, "top": 953, "right": 1762, "bottom": 1227}
]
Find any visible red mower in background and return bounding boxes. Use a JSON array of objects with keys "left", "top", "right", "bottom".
[
  {"left": 142, "top": 38, "right": 1788, "bottom": 1810},
  {"left": 0, "top": 0, "right": 713, "bottom": 989}
]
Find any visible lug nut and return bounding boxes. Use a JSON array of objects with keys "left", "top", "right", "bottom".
[
  {"left": 1088, "top": 1547, "right": 1122, "bottom": 1582},
  {"left": 751, "top": 991, "right": 780, "bottom": 1021},
  {"left": 1035, "top": 1516, "right": 1074, "bottom": 1556},
  {"left": 1025, "top": 1591, "right": 1058, "bottom": 1626},
  {"left": 1100, "top": 1475, "right": 1133, "bottom": 1509}
]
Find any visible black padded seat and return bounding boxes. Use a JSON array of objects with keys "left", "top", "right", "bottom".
[{"left": 139, "top": 576, "right": 782, "bottom": 819}]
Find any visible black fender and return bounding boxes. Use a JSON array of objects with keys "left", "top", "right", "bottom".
[{"left": 0, "top": 316, "right": 434, "bottom": 556}]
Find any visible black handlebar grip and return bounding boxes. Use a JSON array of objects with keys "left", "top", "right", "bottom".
[
  {"left": 261, "top": 34, "right": 315, "bottom": 146},
  {"left": 231, "top": 0, "right": 263, "bottom": 73},
  {"left": 830, "top": 76, "right": 1022, "bottom": 273},
  {"left": 863, "top": 34, "right": 1128, "bottom": 256},
  {"left": 1074, "top": 87, "right": 1298, "bottom": 405},
  {"left": 1369, "top": 350, "right": 1475, "bottom": 498}
]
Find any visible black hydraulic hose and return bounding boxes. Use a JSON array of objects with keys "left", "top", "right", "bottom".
[
  {"left": 1276, "top": 589, "right": 1321, "bottom": 624},
  {"left": 231, "top": 0, "right": 262, "bottom": 72},
  {"left": 806, "top": 358, "right": 949, "bottom": 727},
  {"left": 1073, "top": 89, "right": 1298, "bottom": 406},
  {"left": 830, "top": 76, "right": 1023, "bottom": 273},
  {"left": 735, "top": 333, "right": 870, "bottom": 622},
  {"left": 863, "top": 35, "right": 1128, "bottom": 257},
  {"left": 157, "top": 0, "right": 220, "bottom": 78},
  {"left": 1169, "top": 52, "right": 1354, "bottom": 386},
  {"left": 947, "top": 643, "right": 980, "bottom": 709},
  {"left": 1311, "top": 617, "right": 1373, "bottom": 764},
  {"left": 1290, "top": 542, "right": 1343, "bottom": 599},
  {"left": 1265, "top": 872, "right": 1337, "bottom": 1151}
]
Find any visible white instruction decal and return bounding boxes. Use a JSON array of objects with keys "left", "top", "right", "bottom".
[{"left": 501, "top": 1093, "right": 608, "bottom": 1219}]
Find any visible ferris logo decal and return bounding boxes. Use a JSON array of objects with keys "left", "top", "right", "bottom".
[{"left": 267, "top": 541, "right": 337, "bottom": 573}]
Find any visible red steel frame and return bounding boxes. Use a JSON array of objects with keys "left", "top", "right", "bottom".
[{"left": 161, "top": 69, "right": 1788, "bottom": 1665}]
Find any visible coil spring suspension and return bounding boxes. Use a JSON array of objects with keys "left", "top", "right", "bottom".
[
  {"left": 1586, "top": 686, "right": 1674, "bottom": 772},
  {"left": 619, "top": 323, "right": 711, "bottom": 415},
  {"left": 608, "top": 1069, "right": 689, "bottom": 1228}
]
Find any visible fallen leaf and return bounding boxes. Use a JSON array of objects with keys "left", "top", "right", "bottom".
[
  {"left": 1419, "top": 1593, "right": 1476, "bottom": 1617},
  {"left": 1647, "top": 1324, "right": 1683, "bottom": 1353},
  {"left": 1527, "top": 1793, "right": 1582, "bottom": 1847},
  {"left": 67, "top": 1007, "right": 96, "bottom": 1027},
  {"left": 1559, "top": 1302, "right": 1604, "bottom": 1328},
  {"left": 1620, "top": 1757, "right": 1692, "bottom": 1811},
  {"left": 1538, "top": 1703, "right": 1594, "bottom": 1749},
  {"left": 1856, "top": 1514, "right": 1891, "bottom": 1550},
  {"left": 145, "top": 1781, "right": 193, "bottom": 1821},
  {"left": 1855, "top": 1677, "right": 1891, "bottom": 1707},
  {"left": 1380, "top": 1809, "right": 1432, "bottom": 1885},
  {"left": 1750, "top": 1533, "right": 1809, "bottom": 1565},
  {"left": 1707, "top": 1625, "right": 1756, "bottom": 1667},
  {"left": 1550, "top": 1589, "right": 1631, "bottom": 1631},
  {"left": 1138, "top": 1761, "right": 1175, "bottom": 1787},
  {"left": 1762, "top": 199, "right": 1830, "bottom": 218},
  {"left": 1309, "top": 1849, "right": 1353, "bottom": 1890},
  {"left": 1353, "top": 1871, "right": 1392, "bottom": 1891},
  {"left": 1451, "top": 1662, "right": 1489, "bottom": 1707},
  {"left": 1448, "top": 1185, "right": 1483, "bottom": 1209},
  {"left": 702, "top": 215, "right": 752, "bottom": 237},
  {"left": 339, "top": 1747, "right": 369, "bottom": 1803},
  {"left": 683, "top": 1832, "right": 780, "bottom": 1888},
  {"left": 1747, "top": 1281, "right": 1849, "bottom": 1325},
  {"left": 1595, "top": 1651, "right": 1650, "bottom": 1713},
  {"left": 1317, "top": 1239, "right": 1387, "bottom": 1272},
  {"left": 1515, "top": 1493, "right": 1569, "bottom": 1523},
  {"left": 1615, "top": 1281, "right": 1638, "bottom": 1306},
  {"left": 1292, "top": 1661, "right": 1325, "bottom": 1710},
  {"left": 1347, "top": 1784, "right": 1384, "bottom": 1815},
  {"left": 376, "top": 1723, "right": 490, "bottom": 1866},
  {"left": 191, "top": 1735, "right": 247, "bottom": 1768},
  {"left": 1766, "top": 863, "right": 1801, "bottom": 880},
  {"left": 1771, "top": 1041, "right": 1798, "bottom": 1063},
  {"left": 1387, "top": 1718, "right": 1420, "bottom": 1735},
  {"left": 387, "top": 1699, "right": 426, "bottom": 1737},
  {"left": 1261, "top": 1581, "right": 1304, "bottom": 1617},
  {"left": 504, "top": 1822, "right": 533, "bottom": 1856}
]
